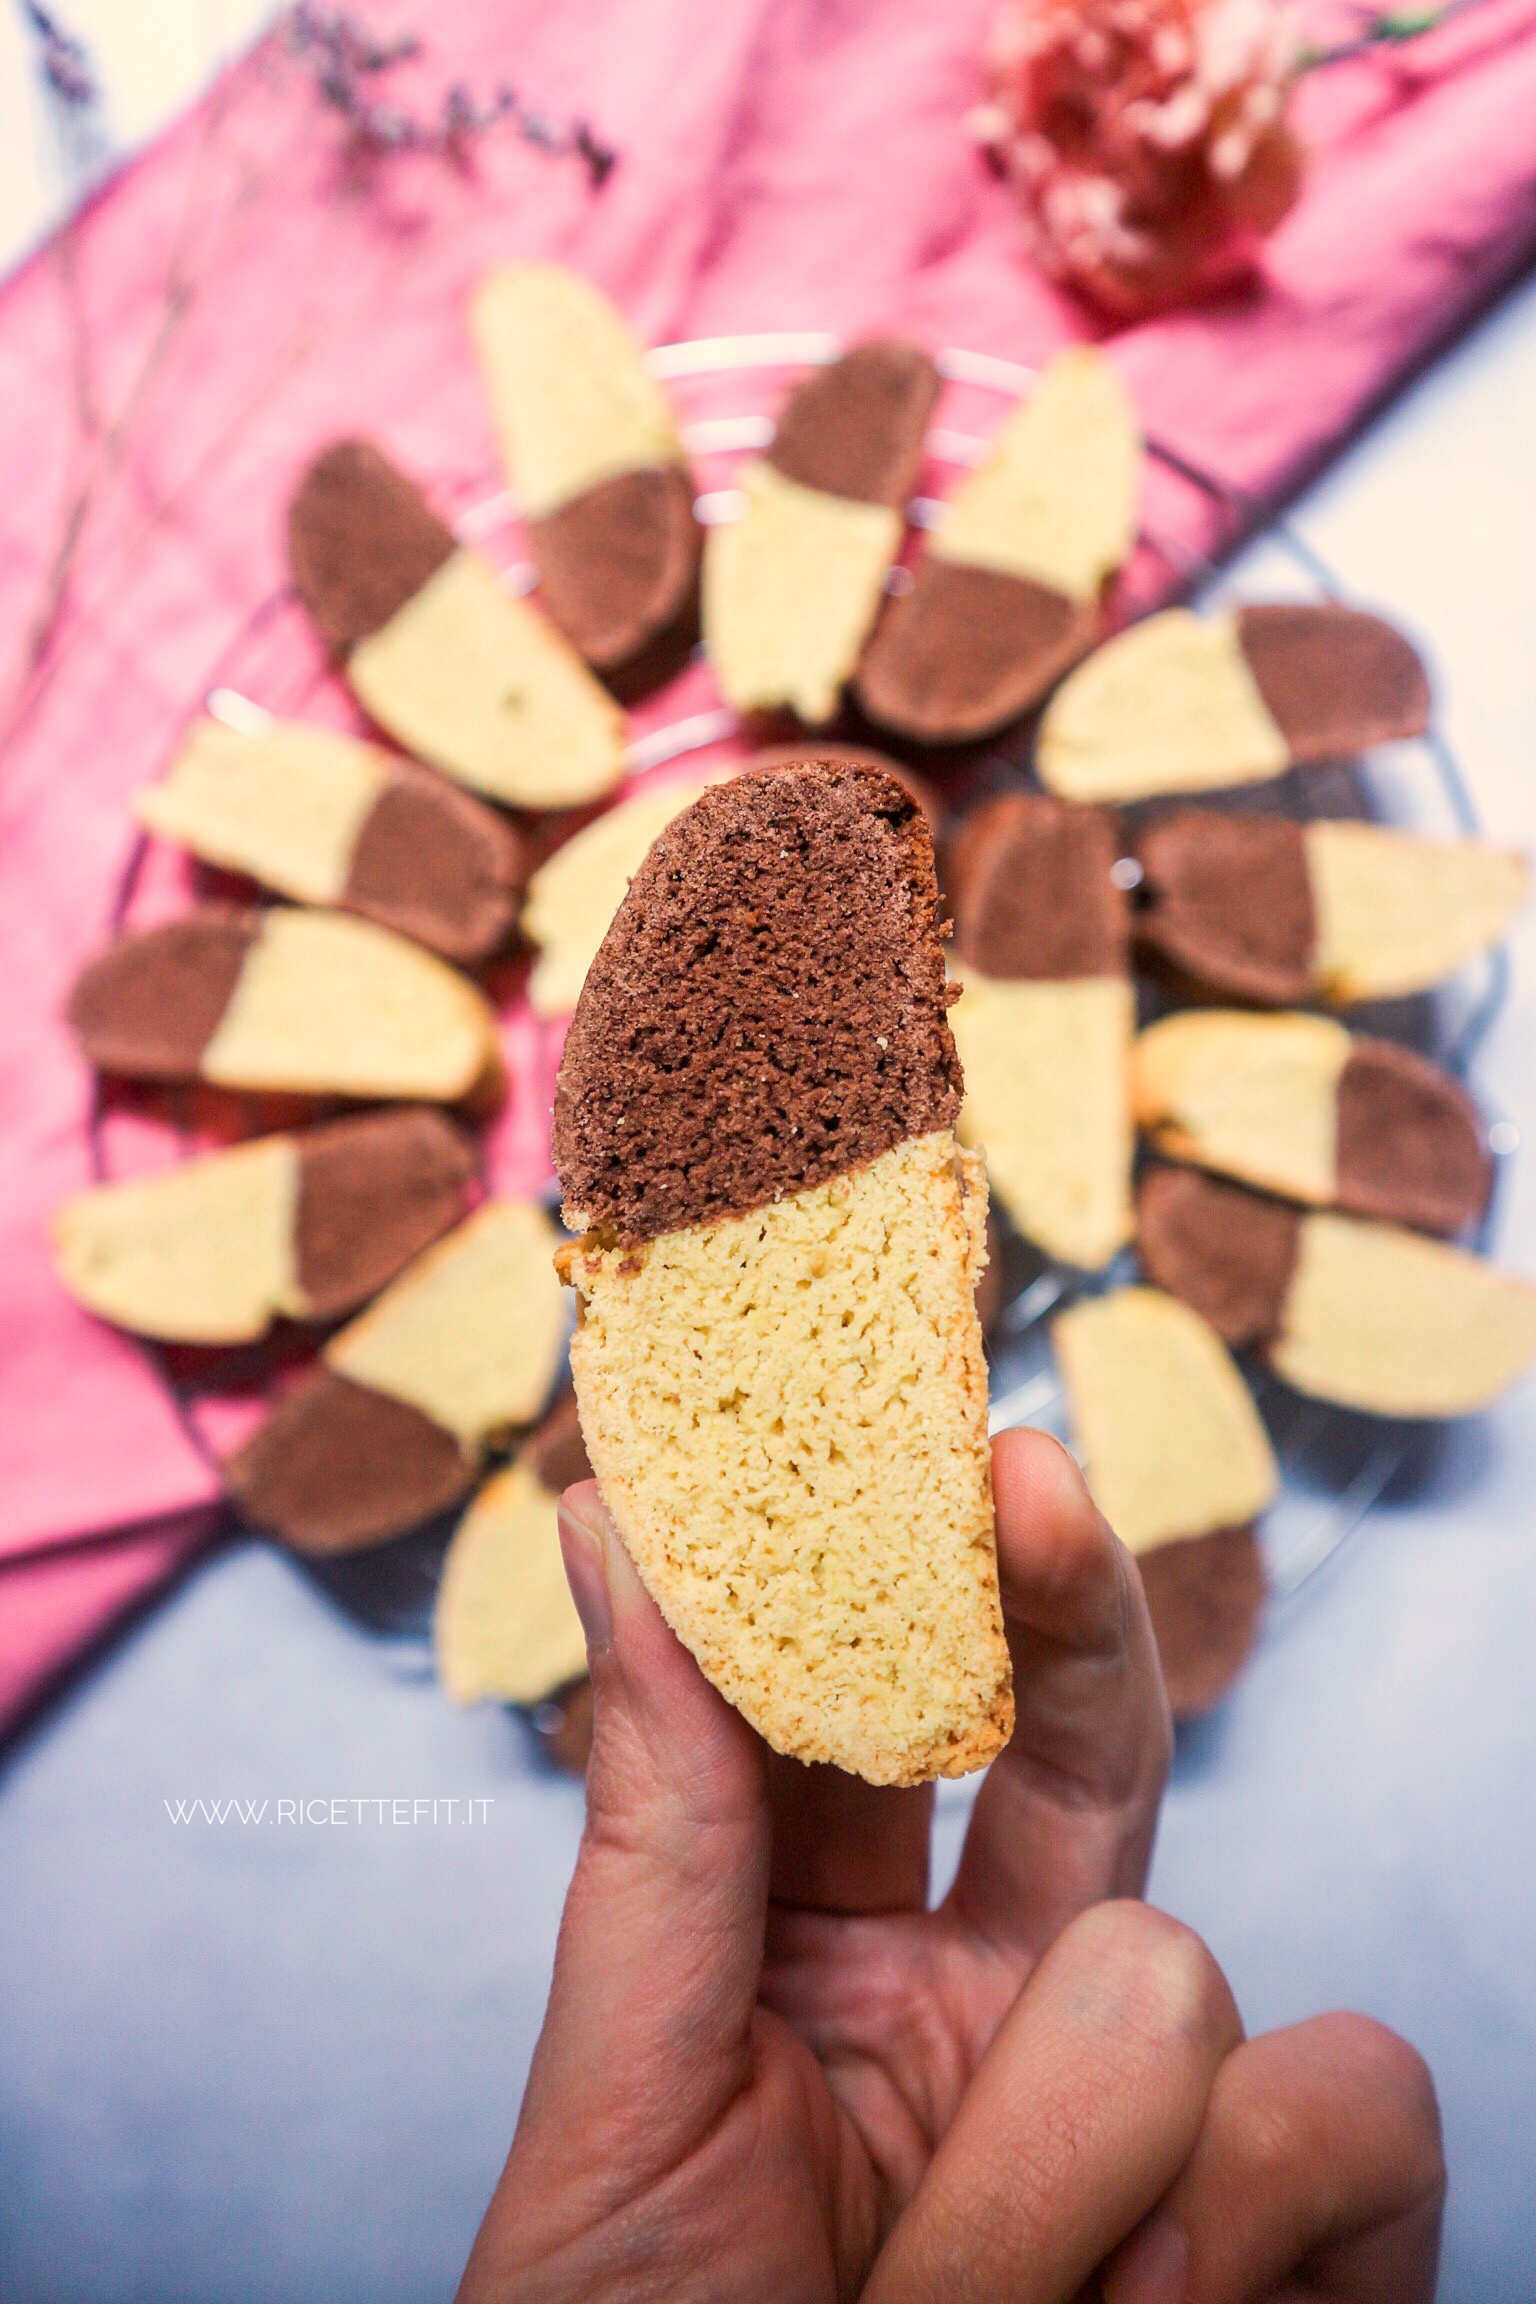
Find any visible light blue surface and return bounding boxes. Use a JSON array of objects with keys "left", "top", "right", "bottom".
[{"left": 4, "top": 273, "right": 1536, "bottom": 2303}]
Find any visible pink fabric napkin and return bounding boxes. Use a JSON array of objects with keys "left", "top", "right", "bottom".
[{"left": 4, "top": 0, "right": 1536, "bottom": 1732}]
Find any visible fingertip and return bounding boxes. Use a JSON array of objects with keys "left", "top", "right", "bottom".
[
  {"left": 990, "top": 1426, "right": 1128, "bottom": 1649},
  {"left": 1047, "top": 1901, "right": 1245, "bottom": 2066}
]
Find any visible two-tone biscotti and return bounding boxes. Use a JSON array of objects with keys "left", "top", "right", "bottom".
[
  {"left": 288, "top": 441, "right": 625, "bottom": 807},
  {"left": 69, "top": 905, "right": 500, "bottom": 1104},
  {"left": 226, "top": 1199, "right": 566, "bottom": 1551},
  {"left": 138, "top": 716, "right": 524, "bottom": 965},
  {"left": 858, "top": 348, "right": 1141, "bottom": 741},
  {"left": 946, "top": 793, "right": 1134, "bottom": 1268},
  {"left": 1053, "top": 1286, "right": 1278, "bottom": 1718},
  {"left": 1138, "top": 1165, "right": 1536, "bottom": 1417},
  {"left": 553, "top": 762, "right": 1013, "bottom": 1786},
  {"left": 434, "top": 1392, "right": 592, "bottom": 1708},
  {"left": 470, "top": 263, "right": 698, "bottom": 678},
  {"left": 703, "top": 344, "right": 939, "bottom": 725},
  {"left": 51, "top": 1108, "right": 473, "bottom": 1343},
  {"left": 1037, "top": 605, "right": 1430, "bottom": 803},
  {"left": 1135, "top": 810, "right": 1528, "bottom": 1006},
  {"left": 1131, "top": 1010, "right": 1490, "bottom": 1236},
  {"left": 522, "top": 768, "right": 726, "bottom": 1017}
]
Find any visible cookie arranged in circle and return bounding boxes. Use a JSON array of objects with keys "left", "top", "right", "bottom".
[
  {"left": 289, "top": 440, "right": 625, "bottom": 809},
  {"left": 470, "top": 264, "right": 698, "bottom": 676},
  {"left": 51, "top": 1108, "right": 474, "bottom": 1343},
  {"left": 945, "top": 792, "right": 1134, "bottom": 1269},
  {"left": 554, "top": 761, "right": 1012, "bottom": 1786},
  {"left": 702, "top": 344, "right": 939, "bottom": 725},
  {"left": 858, "top": 348, "right": 1140, "bottom": 741},
  {"left": 1131, "top": 1009, "right": 1490, "bottom": 1236},
  {"left": 227, "top": 1199, "right": 567, "bottom": 1552},
  {"left": 1038, "top": 605, "right": 1430, "bottom": 804},
  {"left": 139, "top": 716, "right": 525, "bottom": 965},
  {"left": 69, "top": 905, "right": 501, "bottom": 1105},
  {"left": 1135, "top": 810, "right": 1527, "bottom": 1006},
  {"left": 434, "top": 1392, "right": 592, "bottom": 1708},
  {"left": 1137, "top": 1164, "right": 1536, "bottom": 1417}
]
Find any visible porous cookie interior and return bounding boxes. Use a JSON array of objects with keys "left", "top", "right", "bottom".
[{"left": 564, "top": 1131, "right": 1009, "bottom": 1784}]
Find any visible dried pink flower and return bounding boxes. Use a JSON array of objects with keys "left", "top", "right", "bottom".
[{"left": 970, "top": 0, "right": 1305, "bottom": 316}]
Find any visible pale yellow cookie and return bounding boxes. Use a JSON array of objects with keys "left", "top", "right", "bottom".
[
  {"left": 702, "top": 462, "right": 899, "bottom": 724},
  {"left": 137, "top": 719, "right": 388, "bottom": 905},
  {"left": 200, "top": 908, "right": 498, "bottom": 1102},
  {"left": 348, "top": 548, "right": 625, "bottom": 808},
  {"left": 1054, "top": 1286, "right": 1278, "bottom": 1553},
  {"left": 470, "top": 262, "right": 683, "bottom": 519},
  {"left": 950, "top": 972, "right": 1134, "bottom": 1270},
  {"left": 933, "top": 346, "right": 1140, "bottom": 600},
  {"left": 1131, "top": 1010, "right": 1351, "bottom": 1207},
  {"left": 1305, "top": 821, "right": 1529, "bottom": 1003},
  {"left": 434, "top": 1462, "right": 589, "bottom": 1705},
  {"left": 1272, "top": 1213, "right": 1536, "bottom": 1417},
  {"left": 562, "top": 1131, "right": 1009, "bottom": 1786},
  {"left": 1038, "top": 610, "right": 1289, "bottom": 803},
  {"left": 326, "top": 1200, "right": 567, "bottom": 1446}
]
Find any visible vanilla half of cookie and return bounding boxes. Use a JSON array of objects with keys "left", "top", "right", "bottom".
[
  {"left": 858, "top": 347, "right": 1140, "bottom": 742},
  {"left": 435, "top": 1394, "right": 592, "bottom": 1707},
  {"left": 226, "top": 1199, "right": 567, "bottom": 1552},
  {"left": 1131, "top": 1009, "right": 1490, "bottom": 1236},
  {"left": 946, "top": 792, "right": 1134, "bottom": 1269},
  {"left": 138, "top": 716, "right": 524, "bottom": 964},
  {"left": 703, "top": 343, "right": 939, "bottom": 725},
  {"left": 52, "top": 1108, "right": 473, "bottom": 1343},
  {"left": 288, "top": 440, "right": 625, "bottom": 808},
  {"left": 554, "top": 762, "right": 1012, "bottom": 1786},
  {"left": 1138, "top": 1164, "right": 1536, "bottom": 1417},
  {"left": 1053, "top": 1285, "right": 1277, "bottom": 1718},
  {"left": 1038, "top": 605, "right": 1430, "bottom": 804},
  {"left": 470, "top": 263, "right": 697, "bottom": 674}
]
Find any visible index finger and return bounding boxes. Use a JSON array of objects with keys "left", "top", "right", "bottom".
[{"left": 945, "top": 1427, "right": 1171, "bottom": 1964}]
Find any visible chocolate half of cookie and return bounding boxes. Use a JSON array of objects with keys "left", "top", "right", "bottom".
[
  {"left": 554, "top": 760, "right": 1012, "bottom": 1786},
  {"left": 1135, "top": 810, "right": 1316, "bottom": 1005},
  {"left": 434, "top": 1391, "right": 594, "bottom": 1711},
  {"left": 68, "top": 904, "right": 500, "bottom": 1104},
  {"left": 471, "top": 262, "right": 698, "bottom": 679},
  {"left": 1236, "top": 605, "right": 1431, "bottom": 766},
  {"left": 858, "top": 347, "right": 1139, "bottom": 743},
  {"left": 227, "top": 1198, "right": 567, "bottom": 1552},
  {"left": 52, "top": 1107, "right": 475, "bottom": 1344},
  {"left": 1138, "top": 1526, "right": 1266, "bottom": 1721},
  {"left": 945, "top": 793, "right": 1134, "bottom": 1270},
  {"left": 288, "top": 439, "right": 625, "bottom": 811},
  {"left": 139, "top": 718, "right": 525, "bottom": 965},
  {"left": 702, "top": 345, "right": 940, "bottom": 726},
  {"left": 1136, "top": 1164, "right": 1300, "bottom": 1349}
]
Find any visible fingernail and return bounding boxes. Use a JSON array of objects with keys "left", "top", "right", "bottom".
[
  {"left": 558, "top": 1502, "right": 613, "bottom": 1654},
  {"left": 1102, "top": 2212, "right": 1188, "bottom": 2304}
]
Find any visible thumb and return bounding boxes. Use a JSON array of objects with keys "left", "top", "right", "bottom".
[{"left": 512, "top": 1481, "right": 770, "bottom": 2202}]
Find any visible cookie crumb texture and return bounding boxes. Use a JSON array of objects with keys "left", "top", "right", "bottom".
[
  {"left": 554, "top": 764, "right": 961, "bottom": 1240},
  {"left": 565, "top": 1131, "right": 1011, "bottom": 1785}
]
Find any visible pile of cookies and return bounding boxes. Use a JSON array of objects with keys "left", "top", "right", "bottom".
[{"left": 51, "top": 262, "right": 1536, "bottom": 1756}]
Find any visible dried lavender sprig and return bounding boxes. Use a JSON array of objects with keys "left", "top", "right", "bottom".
[{"left": 284, "top": 4, "right": 618, "bottom": 184}]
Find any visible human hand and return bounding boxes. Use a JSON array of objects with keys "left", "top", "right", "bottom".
[{"left": 459, "top": 1429, "right": 1443, "bottom": 2303}]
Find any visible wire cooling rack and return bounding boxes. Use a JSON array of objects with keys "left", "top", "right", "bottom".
[{"left": 95, "top": 333, "right": 1518, "bottom": 1638}]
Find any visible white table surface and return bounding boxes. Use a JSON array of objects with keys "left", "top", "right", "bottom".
[{"left": 4, "top": 62, "right": 1536, "bottom": 2294}]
